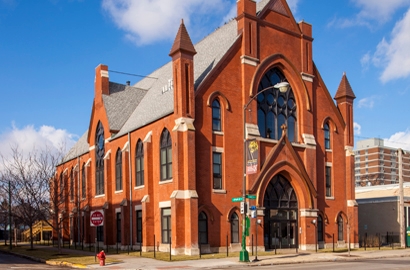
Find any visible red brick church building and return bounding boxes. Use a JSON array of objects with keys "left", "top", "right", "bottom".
[{"left": 56, "top": 0, "right": 358, "bottom": 255}]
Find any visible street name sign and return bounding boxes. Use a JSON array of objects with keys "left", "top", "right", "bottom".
[{"left": 232, "top": 197, "right": 243, "bottom": 202}]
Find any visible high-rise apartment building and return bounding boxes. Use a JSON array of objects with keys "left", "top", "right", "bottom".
[{"left": 354, "top": 138, "right": 410, "bottom": 186}]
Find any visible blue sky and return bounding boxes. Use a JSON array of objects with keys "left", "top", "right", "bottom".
[{"left": 1, "top": 0, "right": 410, "bottom": 157}]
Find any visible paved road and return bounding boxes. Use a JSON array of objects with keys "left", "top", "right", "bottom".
[
  {"left": 240, "top": 257, "right": 410, "bottom": 270},
  {"left": 0, "top": 252, "right": 66, "bottom": 270}
]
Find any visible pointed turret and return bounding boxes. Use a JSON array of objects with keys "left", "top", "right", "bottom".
[
  {"left": 169, "top": 19, "right": 196, "bottom": 58},
  {"left": 334, "top": 72, "right": 356, "bottom": 100},
  {"left": 169, "top": 19, "right": 196, "bottom": 119}
]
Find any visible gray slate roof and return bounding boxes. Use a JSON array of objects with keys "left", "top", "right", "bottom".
[
  {"left": 62, "top": 130, "right": 89, "bottom": 162},
  {"left": 103, "top": 82, "right": 148, "bottom": 132},
  {"left": 63, "top": 0, "right": 272, "bottom": 160}
]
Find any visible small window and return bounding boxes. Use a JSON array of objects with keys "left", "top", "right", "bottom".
[
  {"left": 115, "top": 149, "right": 123, "bottom": 191},
  {"left": 212, "top": 99, "right": 221, "bottom": 131},
  {"left": 116, "top": 212, "right": 121, "bottom": 243},
  {"left": 337, "top": 215, "right": 344, "bottom": 241},
  {"left": 324, "top": 122, "right": 330, "bottom": 149},
  {"left": 198, "top": 212, "right": 208, "bottom": 244},
  {"left": 97, "top": 225, "right": 104, "bottom": 242},
  {"left": 317, "top": 215, "right": 323, "bottom": 242},
  {"left": 135, "top": 140, "right": 144, "bottom": 186},
  {"left": 136, "top": 210, "right": 142, "bottom": 243},
  {"left": 161, "top": 208, "right": 171, "bottom": 243},
  {"left": 160, "top": 129, "right": 172, "bottom": 181},
  {"left": 230, "top": 213, "right": 239, "bottom": 243},
  {"left": 325, "top": 166, "right": 332, "bottom": 197},
  {"left": 213, "top": 152, "right": 222, "bottom": 189}
]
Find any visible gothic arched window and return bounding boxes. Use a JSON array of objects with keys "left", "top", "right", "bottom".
[
  {"left": 115, "top": 148, "right": 122, "bottom": 191},
  {"left": 160, "top": 129, "right": 172, "bottom": 181},
  {"left": 257, "top": 68, "right": 296, "bottom": 141},
  {"left": 135, "top": 140, "right": 144, "bottom": 186},
  {"left": 212, "top": 99, "right": 221, "bottom": 131},
  {"left": 95, "top": 121, "right": 105, "bottom": 195}
]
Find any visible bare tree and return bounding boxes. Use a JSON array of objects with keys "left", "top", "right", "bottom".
[{"left": 0, "top": 145, "right": 71, "bottom": 252}]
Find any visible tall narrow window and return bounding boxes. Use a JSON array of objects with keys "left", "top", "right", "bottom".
[
  {"left": 317, "top": 215, "right": 323, "bottom": 242},
  {"left": 135, "top": 140, "right": 144, "bottom": 186},
  {"left": 325, "top": 166, "right": 332, "bottom": 197},
  {"left": 257, "top": 67, "right": 296, "bottom": 141},
  {"left": 160, "top": 129, "right": 172, "bottom": 181},
  {"left": 59, "top": 173, "right": 64, "bottom": 203},
  {"left": 70, "top": 168, "right": 74, "bottom": 201},
  {"left": 96, "top": 225, "right": 104, "bottom": 242},
  {"left": 230, "top": 213, "right": 239, "bottom": 243},
  {"left": 95, "top": 121, "right": 105, "bottom": 195},
  {"left": 324, "top": 122, "right": 330, "bottom": 149},
  {"left": 213, "top": 152, "right": 222, "bottom": 189},
  {"left": 161, "top": 208, "right": 171, "bottom": 243},
  {"left": 337, "top": 214, "right": 344, "bottom": 241},
  {"left": 81, "top": 163, "right": 86, "bottom": 199},
  {"left": 198, "top": 212, "right": 208, "bottom": 244},
  {"left": 115, "top": 149, "right": 122, "bottom": 191},
  {"left": 116, "top": 212, "right": 121, "bottom": 243},
  {"left": 212, "top": 99, "right": 221, "bottom": 131},
  {"left": 136, "top": 210, "right": 142, "bottom": 243}
]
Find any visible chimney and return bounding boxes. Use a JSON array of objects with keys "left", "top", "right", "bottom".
[
  {"left": 126, "top": 81, "right": 130, "bottom": 86},
  {"left": 95, "top": 64, "right": 109, "bottom": 97}
]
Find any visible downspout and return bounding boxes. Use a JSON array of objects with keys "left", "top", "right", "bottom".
[{"left": 128, "top": 132, "right": 133, "bottom": 250}]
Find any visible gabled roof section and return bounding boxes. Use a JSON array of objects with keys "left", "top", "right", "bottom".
[
  {"left": 250, "top": 130, "right": 317, "bottom": 208},
  {"left": 62, "top": 131, "right": 89, "bottom": 163},
  {"left": 259, "top": 0, "right": 287, "bottom": 16},
  {"left": 334, "top": 72, "right": 356, "bottom": 100},
  {"left": 169, "top": 19, "right": 196, "bottom": 56},
  {"left": 103, "top": 82, "right": 148, "bottom": 133}
]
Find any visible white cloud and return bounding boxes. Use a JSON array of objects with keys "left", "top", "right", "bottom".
[
  {"left": 357, "top": 96, "right": 375, "bottom": 108},
  {"left": 329, "top": 0, "right": 410, "bottom": 29},
  {"left": 354, "top": 122, "right": 362, "bottom": 135},
  {"left": 384, "top": 129, "right": 410, "bottom": 151},
  {"left": 353, "top": 0, "right": 410, "bottom": 23},
  {"left": 102, "top": 0, "right": 227, "bottom": 45},
  {"left": 0, "top": 124, "right": 77, "bottom": 161},
  {"left": 376, "top": 8, "right": 410, "bottom": 82}
]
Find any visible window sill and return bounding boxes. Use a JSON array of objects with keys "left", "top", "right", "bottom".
[
  {"left": 212, "top": 131, "right": 224, "bottom": 136},
  {"left": 95, "top": 194, "right": 105, "bottom": 198},
  {"left": 159, "top": 179, "right": 173, "bottom": 185},
  {"left": 325, "top": 196, "right": 335, "bottom": 200},
  {"left": 134, "top": 185, "right": 145, "bottom": 190},
  {"left": 325, "top": 149, "right": 332, "bottom": 152},
  {"left": 115, "top": 190, "right": 123, "bottom": 194},
  {"left": 213, "top": 189, "right": 227, "bottom": 194}
]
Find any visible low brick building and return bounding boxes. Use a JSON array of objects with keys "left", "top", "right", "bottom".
[{"left": 56, "top": 0, "right": 358, "bottom": 254}]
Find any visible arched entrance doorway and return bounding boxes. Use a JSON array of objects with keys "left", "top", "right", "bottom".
[{"left": 263, "top": 174, "right": 298, "bottom": 249}]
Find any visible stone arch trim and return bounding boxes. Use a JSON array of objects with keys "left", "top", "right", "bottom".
[
  {"left": 250, "top": 53, "right": 312, "bottom": 112},
  {"left": 226, "top": 206, "right": 240, "bottom": 222},
  {"left": 334, "top": 211, "right": 348, "bottom": 224},
  {"left": 207, "top": 91, "right": 231, "bottom": 111},
  {"left": 254, "top": 161, "right": 316, "bottom": 210},
  {"left": 321, "top": 116, "right": 338, "bottom": 133},
  {"left": 198, "top": 205, "right": 215, "bottom": 223}
]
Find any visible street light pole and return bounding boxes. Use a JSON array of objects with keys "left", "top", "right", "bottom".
[{"left": 240, "top": 82, "right": 289, "bottom": 262}]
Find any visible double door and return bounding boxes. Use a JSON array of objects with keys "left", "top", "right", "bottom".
[{"left": 265, "top": 220, "right": 297, "bottom": 249}]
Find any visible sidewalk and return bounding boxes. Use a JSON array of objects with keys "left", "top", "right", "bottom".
[
  {"left": 2, "top": 244, "right": 410, "bottom": 269},
  {"left": 87, "top": 248, "right": 410, "bottom": 269}
]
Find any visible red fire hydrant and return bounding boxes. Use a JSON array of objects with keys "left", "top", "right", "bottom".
[{"left": 97, "top": 250, "right": 106, "bottom": 266}]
